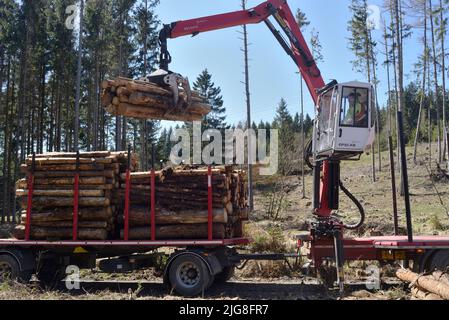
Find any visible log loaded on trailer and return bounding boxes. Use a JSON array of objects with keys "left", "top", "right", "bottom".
[{"left": 1, "top": 0, "right": 449, "bottom": 298}]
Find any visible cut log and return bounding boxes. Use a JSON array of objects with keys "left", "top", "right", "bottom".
[
  {"left": 396, "top": 269, "right": 449, "bottom": 300},
  {"left": 30, "top": 170, "right": 114, "bottom": 178},
  {"left": 22, "top": 220, "right": 109, "bottom": 229},
  {"left": 115, "top": 103, "right": 204, "bottom": 121},
  {"left": 33, "top": 151, "right": 111, "bottom": 158},
  {"left": 16, "top": 189, "right": 104, "bottom": 197},
  {"left": 120, "top": 206, "right": 227, "bottom": 225},
  {"left": 13, "top": 225, "right": 108, "bottom": 240},
  {"left": 411, "top": 286, "right": 443, "bottom": 300},
  {"left": 16, "top": 181, "right": 114, "bottom": 191},
  {"left": 433, "top": 271, "right": 449, "bottom": 286},
  {"left": 21, "top": 196, "right": 110, "bottom": 208},
  {"left": 26, "top": 157, "right": 112, "bottom": 165},
  {"left": 127, "top": 92, "right": 210, "bottom": 114},
  {"left": 120, "top": 223, "right": 226, "bottom": 240},
  {"left": 30, "top": 176, "right": 106, "bottom": 185},
  {"left": 20, "top": 207, "right": 113, "bottom": 222},
  {"left": 21, "top": 163, "right": 105, "bottom": 172}
]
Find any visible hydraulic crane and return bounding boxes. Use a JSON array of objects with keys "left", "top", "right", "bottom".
[{"left": 147, "top": 0, "right": 376, "bottom": 290}]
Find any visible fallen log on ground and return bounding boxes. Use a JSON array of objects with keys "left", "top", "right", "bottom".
[
  {"left": 411, "top": 286, "right": 444, "bottom": 300},
  {"left": 396, "top": 269, "right": 449, "bottom": 300}
]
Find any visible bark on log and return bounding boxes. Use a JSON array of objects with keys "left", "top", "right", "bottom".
[
  {"left": 33, "top": 151, "right": 111, "bottom": 158},
  {"left": 120, "top": 206, "right": 227, "bottom": 225},
  {"left": 411, "top": 286, "right": 443, "bottom": 300},
  {"left": 30, "top": 170, "right": 114, "bottom": 178},
  {"left": 13, "top": 225, "right": 108, "bottom": 240},
  {"left": 16, "top": 189, "right": 104, "bottom": 197},
  {"left": 120, "top": 223, "right": 226, "bottom": 240},
  {"left": 20, "top": 207, "right": 113, "bottom": 222},
  {"left": 30, "top": 176, "right": 106, "bottom": 185},
  {"left": 396, "top": 269, "right": 449, "bottom": 300},
  {"left": 127, "top": 92, "right": 210, "bottom": 114},
  {"left": 21, "top": 220, "right": 109, "bottom": 229},
  {"left": 16, "top": 181, "right": 113, "bottom": 191},
  {"left": 433, "top": 271, "right": 449, "bottom": 286},
  {"left": 26, "top": 157, "right": 112, "bottom": 165},
  {"left": 21, "top": 196, "right": 110, "bottom": 208},
  {"left": 21, "top": 163, "right": 105, "bottom": 172},
  {"left": 114, "top": 103, "right": 204, "bottom": 121}
]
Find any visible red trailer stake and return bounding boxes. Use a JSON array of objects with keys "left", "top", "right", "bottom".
[
  {"left": 72, "top": 173, "right": 79, "bottom": 240},
  {"left": 124, "top": 169, "right": 131, "bottom": 241},
  {"left": 208, "top": 166, "right": 213, "bottom": 241},
  {"left": 151, "top": 168, "right": 156, "bottom": 241},
  {"left": 25, "top": 173, "right": 34, "bottom": 241}
]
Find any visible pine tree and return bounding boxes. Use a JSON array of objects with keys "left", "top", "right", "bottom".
[{"left": 193, "top": 69, "right": 226, "bottom": 129}]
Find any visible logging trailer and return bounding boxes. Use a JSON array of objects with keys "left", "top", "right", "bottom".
[{"left": 1, "top": 0, "right": 449, "bottom": 297}]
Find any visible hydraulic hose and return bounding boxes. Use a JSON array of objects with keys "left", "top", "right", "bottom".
[
  {"left": 303, "top": 137, "right": 365, "bottom": 230},
  {"left": 304, "top": 138, "right": 314, "bottom": 170},
  {"left": 339, "top": 179, "right": 365, "bottom": 230}
]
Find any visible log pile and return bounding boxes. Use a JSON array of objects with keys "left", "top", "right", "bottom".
[
  {"left": 12, "top": 151, "right": 248, "bottom": 241},
  {"left": 13, "top": 151, "right": 137, "bottom": 240},
  {"left": 101, "top": 77, "right": 212, "bottom": 122},
  {"left": 114, "top": 165, "right": 248, "bottom": 240},
  {"left": 396, "top": 269, "right": 449, "bottom": 300}
]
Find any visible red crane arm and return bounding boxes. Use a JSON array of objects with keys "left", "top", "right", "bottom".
[{"left": 159, "top": 0, "right": 325, "bottom": 104}]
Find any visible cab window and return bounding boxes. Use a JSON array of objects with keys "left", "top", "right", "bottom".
[
  {"left": 319, "top": 90, "right": 333, "bottom": 132},
  {"left": 340, "top": 87, "right": 369, "bottom": 128}
]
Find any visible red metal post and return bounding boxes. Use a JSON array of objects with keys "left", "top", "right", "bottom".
[
  {"left": 124, "top": 145, "right": 132, "bottom": 241},
  {"left": 207, "top": 165, "right": 213, "bottom": 240},
  {"left": 151, "top": 168, "right": 156, "bottom": 241},
  {"left": 25, "top": 153, "right": 36, "bottom": 241},
  {"left": 72, "top": 151, "right": 80, "bottom": 240}
]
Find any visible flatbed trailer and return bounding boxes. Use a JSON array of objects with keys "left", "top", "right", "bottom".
[{"left": 1, "top": 234, "right": 449, "bottom": 297}]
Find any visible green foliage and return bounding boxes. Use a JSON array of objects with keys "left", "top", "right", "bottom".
[
  {"left": 347, "top": 0, "right": 376, "bottom": 78},
  {"left": 193, "top": 69, "right": 227, "bottom": 130},
  {"left": 249, "top": 226, "right": 288, "bottom": 253}
]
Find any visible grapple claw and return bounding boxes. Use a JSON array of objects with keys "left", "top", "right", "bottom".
[{"left": 145, "top": 69, "right": 192, "bottom": 115}]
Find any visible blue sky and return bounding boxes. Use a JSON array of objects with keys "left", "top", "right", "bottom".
[{"left": 155, "top": 0, "right": 423, "bottom": 127}]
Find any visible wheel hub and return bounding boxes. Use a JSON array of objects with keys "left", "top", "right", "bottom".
[{"left": 177, "top": 262, "right": 200, "bottom": 287}]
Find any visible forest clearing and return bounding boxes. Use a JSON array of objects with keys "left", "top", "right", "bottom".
[{"left": 1, "top": 0, "right": 449, "bottom": 306}]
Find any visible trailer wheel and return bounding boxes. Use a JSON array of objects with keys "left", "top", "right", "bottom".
[
  {"left": 214, "top": 266, "right": 235, "bottom": 284},
  {"left": 429, "top": 250, "right": 449, "bottom": 272},
  {"left": 168, "top": 254, "right": 211, "bottom": 297},
  {"left": 0, "top": 254, "right": 32, "bottom": 284}
]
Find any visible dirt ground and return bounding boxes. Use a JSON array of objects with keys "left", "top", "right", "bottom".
[{"left": 0, "top": 144, "right": 447, "bottom": 300}]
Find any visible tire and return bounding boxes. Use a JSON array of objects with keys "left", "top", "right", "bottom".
[
  {"left": 168, "top": 254, "right": 211, "bottom": 297},
  {"left": 214, "top": 266, "right": 235, "bottom": 284},
  {"left": 0, "top": 254, "right": 32, "bottom": 284},
  {"left": 428, "top": 250, "right": 449, "bottom": 272}
]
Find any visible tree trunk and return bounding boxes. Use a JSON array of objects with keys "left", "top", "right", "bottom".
[{"left": 120, "top": 223, "right": 226, "bottom": 240}]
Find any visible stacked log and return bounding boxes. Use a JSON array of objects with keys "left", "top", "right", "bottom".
[
  {"left": 12, "top": 152, "right": 248, "bottom": 241},
  {"left": 101, "top": 77, "right": 211, "bottom": 121},
  {"left": 115, "top": 166, "right": 248, "bottom": 240},
  {"left": 396, "top": 269, "right": 449, "bottom": 300},
  {"left": 13, "top": 151, "right": 136, "bottom": 240}
]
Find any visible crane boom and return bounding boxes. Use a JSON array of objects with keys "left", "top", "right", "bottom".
[{"left": 157, "top": 0, "right": 325, "bottom": 104}]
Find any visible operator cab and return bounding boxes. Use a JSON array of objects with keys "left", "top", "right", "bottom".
[{"left": 313, "top": 81, "right": 375, "bottom": 161}]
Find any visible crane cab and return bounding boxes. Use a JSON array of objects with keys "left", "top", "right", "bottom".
[{"left": 313, "top": 81, "right": 375, "bottom": 161}]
